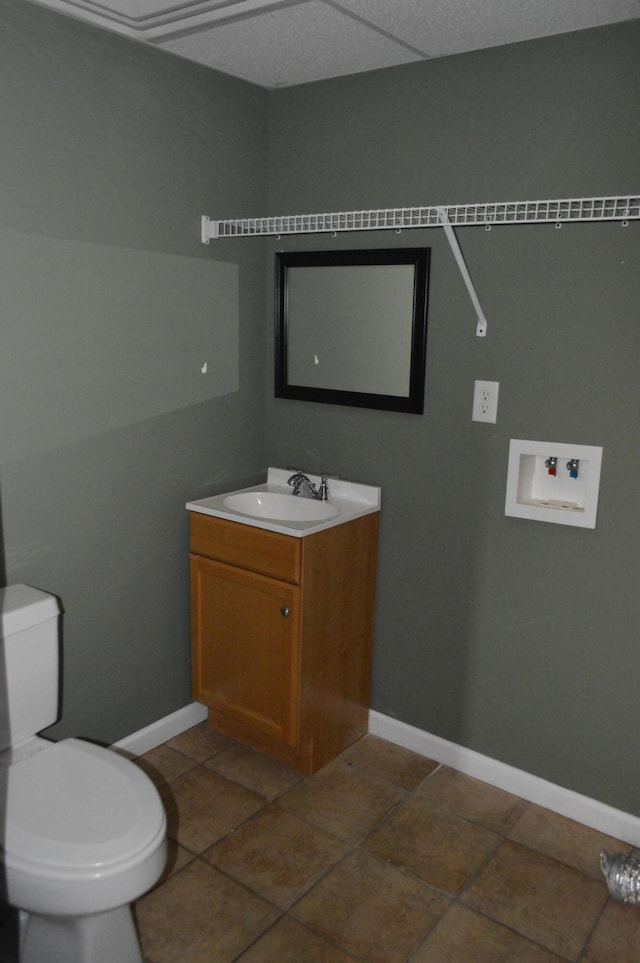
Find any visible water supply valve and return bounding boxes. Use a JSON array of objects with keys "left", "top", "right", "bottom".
[
  {"left": 566, "top": 459, "right": 579, "bottom": 479},
  {"left": 545, "top": 456, "right": 557, "bottom": 476}
]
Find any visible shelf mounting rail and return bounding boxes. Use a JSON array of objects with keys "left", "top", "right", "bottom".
[{"left": 201, "top": 194, "right": 639, "bottom": 337}]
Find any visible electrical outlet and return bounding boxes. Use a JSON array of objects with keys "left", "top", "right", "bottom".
[{"left": 472, "top": 380, "right": 499, "bottom": 423}]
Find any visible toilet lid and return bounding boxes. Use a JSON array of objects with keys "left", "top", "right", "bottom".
[{"left": 2, "top": 738, "right": 165, "bottom": 873}]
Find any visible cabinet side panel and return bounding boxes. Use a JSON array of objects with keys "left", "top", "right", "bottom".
[{"left": 300, "top": 513, "right": 379, "bottom": 769}]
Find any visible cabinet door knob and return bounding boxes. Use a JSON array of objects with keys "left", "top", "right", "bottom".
[{"left": 280, "top": 606, "right": 290, "bottom": 617}]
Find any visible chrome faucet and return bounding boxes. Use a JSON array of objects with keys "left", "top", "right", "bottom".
[{"left": 287, "top": 469, "right": 333, "bottom": 501}]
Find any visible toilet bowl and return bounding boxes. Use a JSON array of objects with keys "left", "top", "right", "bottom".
[{"left": 0, "top": 584, "right": 167, "bottom": 963}]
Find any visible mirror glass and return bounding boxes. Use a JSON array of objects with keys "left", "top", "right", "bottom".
[{"left": 275, "top": 248, "right": 430, "bottom": 413}]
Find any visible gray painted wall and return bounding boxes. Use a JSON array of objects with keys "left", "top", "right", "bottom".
[
  {"left": 0, "top": 0, "right": 268, "bottom": 743},
  {"left": 2, "top": 1, "right": 639, "bottom": 817},
  {"left": 266, "top": 23, "right": 640, "bottom": 813}
]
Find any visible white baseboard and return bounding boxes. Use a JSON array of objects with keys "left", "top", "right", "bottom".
[
  {"left": 112, "top": 702, "right": 640, "bottom": 847},
  {"left": 368, "top": 709, "right": 640, "bottom": 848},
  {"left": 113, "top": 702, "right": 208, "bottom": 757}
]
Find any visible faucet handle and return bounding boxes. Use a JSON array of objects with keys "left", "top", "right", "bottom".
[
  {"left": 318, "top": 473, "right": 341, "bottom": 501},
  {"left": 320, "top": 473, "right": 341, "bottom": 487}
]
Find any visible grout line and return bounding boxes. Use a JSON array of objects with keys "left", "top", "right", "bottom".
[{"left": 574, "top": 893, "right": 611, "bottom": 962}]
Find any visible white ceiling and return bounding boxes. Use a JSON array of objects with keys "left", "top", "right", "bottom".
[{"left": 27, "top": 0, "right": 640, "bottom": 88}]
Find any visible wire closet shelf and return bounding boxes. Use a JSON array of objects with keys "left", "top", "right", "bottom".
[{"left": 202, "top": 194, "right": 639, "bottom": 241}]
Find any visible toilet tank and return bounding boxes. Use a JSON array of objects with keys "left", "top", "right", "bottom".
[{"left": 0, "top": 584, "right": 60, "bottom": 752}]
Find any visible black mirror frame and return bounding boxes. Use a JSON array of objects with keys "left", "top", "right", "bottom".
[{"left": 275, "top": 247, "right": 430, "bottom": 413}]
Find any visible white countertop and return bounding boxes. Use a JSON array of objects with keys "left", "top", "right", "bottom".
[{"left": 186, "top": 467, "right": 381, "bottom": 537}]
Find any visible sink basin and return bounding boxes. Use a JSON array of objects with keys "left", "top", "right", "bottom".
[
  {"left": 186, "top": 468, "right": 381, "bottom": 537},
  {"left": 223, "top": 491, "right": 338, "bottom": 521}
]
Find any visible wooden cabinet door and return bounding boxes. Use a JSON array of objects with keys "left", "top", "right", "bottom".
[{"left": 190, "top": 554, "right": 301, "bottom": 748}]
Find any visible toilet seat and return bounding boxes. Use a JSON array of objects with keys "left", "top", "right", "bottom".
[{"left": 2, "top": 738, "right": 166, "bottom": 915}]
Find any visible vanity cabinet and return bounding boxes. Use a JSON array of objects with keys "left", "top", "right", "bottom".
[{"left": 189, "top": 510, "right": 378, "bottom": 774}]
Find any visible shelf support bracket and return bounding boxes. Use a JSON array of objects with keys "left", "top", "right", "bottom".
[{"left": 437, "top": 206, "right": 487, "bottom": 337}]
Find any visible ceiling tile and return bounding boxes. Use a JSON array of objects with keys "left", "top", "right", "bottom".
[
  {"left": 334, "top": 0, "right": 640, "bottom": 58},
  {"left": 158, "top": 1, "right": 423, "bottom": 87},
  {"left": 25, "top": 0, "right": 640, "bottom": 87}
]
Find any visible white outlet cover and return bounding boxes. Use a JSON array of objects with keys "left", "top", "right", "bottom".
[{"left": 472, "top": 379, "right": 499, "bottom": 423}]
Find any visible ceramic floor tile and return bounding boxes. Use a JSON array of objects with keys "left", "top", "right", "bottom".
[
  {"left": 364, "top": 794, "right": 499, "bottom": 895},
  {"left": 278, "top": 758, "right": 407, "bottom": 843},
  {"left": 410, "top": 903, "right": 566, "bottom": 962},
  {"left": 204, "top": 805, "right": 351, "bottom": 909},
  {"left": 581, "top": 898, "right": 640, "bottom": 961},
  {"left": 292, "top": 848, "right": 450, "bottom": 963},
  {"left": 461, "top": 839, "right": 608, "bottom": 960},
  {"left": 339, "top": 734, "right": 439, "bottom": 790},
  {"left": 137, "top": 732, "right": 633, "bottom": 962},
  {"left": 135, "top": 858, "right": 280, "bottom": 963},
  {"left": 166, "top": 721, "right": 233, "bottom": 762},
  {"left": 509, "top": 802, "right": 633, "bottom": 880},
  {"left": 204, "top": 742, "right": 303, "bottom": 800},
  {"left": 156, "top": 838, "right": 196, "bottom": 884},
  {"left": 134, "top": 743, "right": 199, "bottom": 787},
  {"left": 235, "top": 916, "right": 360, "bottom": 962},
  {"left": 164, "top": 765, "right": 266, "bottom": 853},
  {"left": 416, "top": 766, "right": 528, "bottom": 834}
]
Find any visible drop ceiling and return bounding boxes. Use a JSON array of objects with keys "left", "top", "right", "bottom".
[{"left": 27, "top": 0, "right": 640, "bottom": 88}]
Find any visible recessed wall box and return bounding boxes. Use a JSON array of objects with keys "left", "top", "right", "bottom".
[{"left": 505, "top": 440, "right": 603, "bottom": 529}]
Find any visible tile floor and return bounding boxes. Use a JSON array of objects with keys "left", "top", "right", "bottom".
[{"left": 133, "top": 723, "right": 640, "bottom": 963}]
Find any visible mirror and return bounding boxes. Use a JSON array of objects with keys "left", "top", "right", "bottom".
[{"left": 275, "top": 247, "right": 430, "bottom": 413}]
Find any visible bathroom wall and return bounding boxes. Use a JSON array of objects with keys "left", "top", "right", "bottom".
[
  {"left": 265, "top": 23, "right": 640, "bottom": 813},
  {"left": 0, "top": 0, "right": 268, "bottom": 742},
  {"left": 4, "top": 1, "right": 639, "bottom": 818}
]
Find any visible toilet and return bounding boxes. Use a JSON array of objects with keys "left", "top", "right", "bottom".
[{"left": 0, "top": 583, "right": 167, "bottom": 963}]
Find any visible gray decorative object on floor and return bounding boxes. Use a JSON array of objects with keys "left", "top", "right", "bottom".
[{"left": 601, "top": 852, "right": 640, "bottom": 903}]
